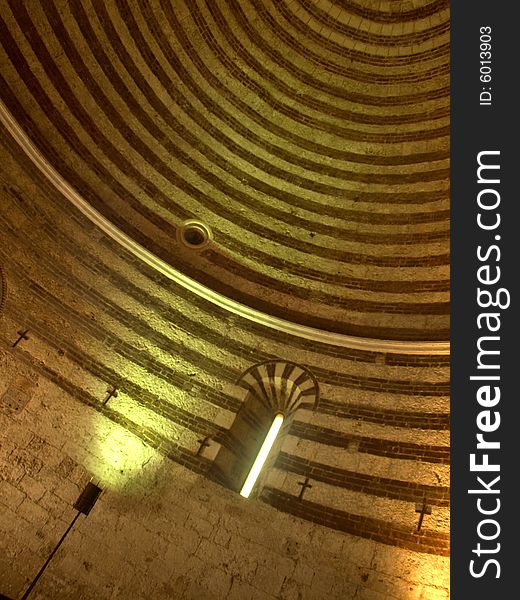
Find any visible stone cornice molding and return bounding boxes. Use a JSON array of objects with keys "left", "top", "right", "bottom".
[{"left": 1, "top": 101, "right": 449, "bottom": 355}]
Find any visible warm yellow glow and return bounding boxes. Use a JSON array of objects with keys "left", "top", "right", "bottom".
[
  {"left": 88, "top": 414, "right": 158, "bottom": 490},
  {"left": 240, "top": 413, "right": 284, "bottom": 498}
]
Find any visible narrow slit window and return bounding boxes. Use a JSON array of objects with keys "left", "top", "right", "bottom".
[{"left": 240, "top": 412, "right": 284, "bottom": 498}]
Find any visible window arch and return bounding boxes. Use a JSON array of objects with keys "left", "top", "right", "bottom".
[{"left": 211, "top": 360, "right": 319, "bottom": 497}]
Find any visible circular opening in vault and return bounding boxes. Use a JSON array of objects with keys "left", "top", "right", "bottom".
[
  {"left": 184, "top": 226, "right": 206, "bottom": 247},
  {"left": 178, "top": 220, "right": 212, "bottom": 250}
]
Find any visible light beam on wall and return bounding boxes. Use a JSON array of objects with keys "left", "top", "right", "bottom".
[
  {"left": 240, "top": 412, "right": 284, "bottom": 498},
  {"left": 89, "top": 413, "right": 158, "bottom": 490}
]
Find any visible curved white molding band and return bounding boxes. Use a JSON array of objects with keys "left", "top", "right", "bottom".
[{"left": 1, "top": 101, "right": 449, "bottom": 355}]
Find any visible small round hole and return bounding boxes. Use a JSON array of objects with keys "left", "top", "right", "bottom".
[
  {"left": 178, "top": 220, "right": 212, "bottom": 250},
  {"left": 183, "top": 226, "right": 206, "bottom": 247}
]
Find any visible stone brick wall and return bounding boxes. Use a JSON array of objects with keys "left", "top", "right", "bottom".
[
  {"left": 0, "top": 133, "right": 449, "bottom": 598},
  {"left": 1, "top": 352, "right": 448, "bottom": 600}
]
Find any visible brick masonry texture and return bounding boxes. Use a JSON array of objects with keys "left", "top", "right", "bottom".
[
  {"left": 0, "top": 142, "right": 449, "bottom": 596},
  {"left": 0, "top": 0, "right": 449, "bottom": 340},
  {"left": 0, "top": 1, "right": 450, "bottom": 598}
]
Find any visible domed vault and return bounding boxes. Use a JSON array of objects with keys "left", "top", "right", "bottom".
[{"left": 0, "top": 1, "right": 449, "bottom": 599}]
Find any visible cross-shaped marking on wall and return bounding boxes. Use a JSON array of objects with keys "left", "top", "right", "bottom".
[
  {"left": 12, "top": 329, "right": 29, "bottom": 348},
  {"left": 103, "top": 386, "right": 118, "bottom": 406},
  {"left": 196, "top": 436, "right": 212, "bottom": 456},
  {"left": 415, "top": 497, "right": 432, "bottom": 531},
  {"left": 297, "top": 477, "right": 313, "bottom": 501}
]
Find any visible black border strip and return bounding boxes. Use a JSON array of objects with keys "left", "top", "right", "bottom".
[{"left": 452, "top": 3, "right": 517, "bottom": 596}]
